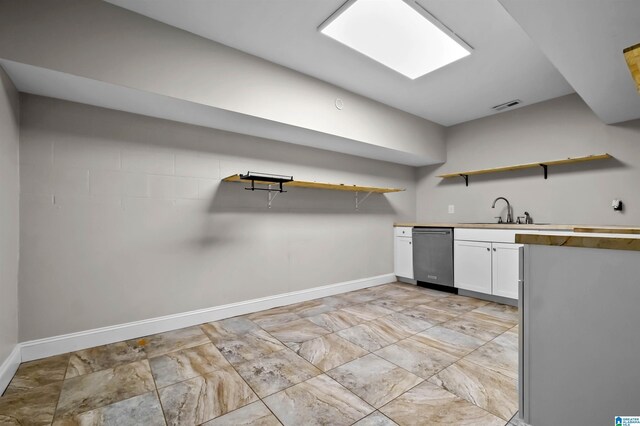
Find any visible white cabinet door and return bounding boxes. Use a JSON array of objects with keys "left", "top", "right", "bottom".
[
  {"left": 454, "top": 240, "right": 492, "bottom": 293},
  {"left": 394, "top": 237, "right": 414, "bottom": 279},
  {"left": 492, "top": 242, "right": 523, "bottom": 299}
]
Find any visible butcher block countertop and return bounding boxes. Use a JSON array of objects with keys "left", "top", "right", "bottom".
[
  {"left": 394, "top": 222, "right": 640, "bottom": 251},
  {"left": 515, "top": 234, "right": 640, "bottom": 252},
  {"left": 394, "top": 223, "right": 640, "bottom": 234}
]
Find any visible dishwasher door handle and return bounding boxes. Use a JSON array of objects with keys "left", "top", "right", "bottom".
[{"left": 413, "top": 230, "right": 451, "bottom": 235}]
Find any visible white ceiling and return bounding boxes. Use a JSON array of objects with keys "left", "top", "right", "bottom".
[
  {"left": 106, "top": 0, "right": 575, "bottom": 126},
  {"left": 499, "top": 0, "right": 640, "bottom": 125}
]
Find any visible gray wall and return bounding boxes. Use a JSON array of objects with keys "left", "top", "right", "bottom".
[
  {"left": 417, "top": 94, "right": 640, "bottom": 225},
  {"left": 0, "top": 66, "right": 19, "bottom": 363},
  {"left": 18, "top": 95, "right": 416, "bottom": 341},
  {"left": 0, "top": 0, "right": 445, "bottom": 162}
]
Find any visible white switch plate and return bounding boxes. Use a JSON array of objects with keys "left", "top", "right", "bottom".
[{"left": 448, "top": 205, "right": 455, "bottom": 214}]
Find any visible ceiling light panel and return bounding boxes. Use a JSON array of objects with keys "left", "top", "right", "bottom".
[{"left": 319, "top": 0, "right": 471, "bottom": 79}]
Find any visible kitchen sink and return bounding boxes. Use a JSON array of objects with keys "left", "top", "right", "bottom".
[{"left": 462, "top": 222, "right": 551, "bottom": 225}]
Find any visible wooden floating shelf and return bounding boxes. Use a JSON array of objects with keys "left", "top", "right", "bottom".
[
  {"left": 624, "top": 42, "right": 640, "bottom": 93},
  {"left": 222, "top": 174, "right": 405, "bottom": 193},
  {"left": 438, "top": 153, "right": 612, "bottom": 186}
]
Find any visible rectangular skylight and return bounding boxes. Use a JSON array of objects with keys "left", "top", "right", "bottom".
[{"left": 319, "top": 0, "right": 471, "bottom": 79}]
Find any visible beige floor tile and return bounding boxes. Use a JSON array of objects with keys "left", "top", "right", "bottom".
[
  {"left": 411, "top": 326, "right": 485, "bottom": 358},
  {"left": 368, "top": 285, "right": 417, "bottom": 299},
  {"left": 200, "top": 317, "right": 260, "bottom": 345},
  {"left": 379, "top": 381, "right": 504, "bottom": 426},
  {"left": 287, "top": 299, "right": 335, "bottom": 317},
  {"left": 134, "top": 325, "right": 210, "bottom": 358},
  {"left": 336, "top": 319, "right": 409, "bottom": 352},
  {"left": 335, "top": 290, "right": 380, "bottom": 304},
  {"left": 4, "top": 354, "right": 70, "bottom": 395},
  {"left": 464, "top": 310, "right": 518, "bottom": 329},
  {"left": 411, "top": 287, "right": 451, "bottom": 299},
  {"left": 317, "top": 295, "right": 355, "bottom": 309},
  {"left": 247, "top": 306, "right": 301, "bottom": 329},
  {"left": 353, "top": 411, "right": 399, "bottom": 426},
  {"left": 400, "top": 305, "right": 458, "bottom": 324},
  {"left": 364, "top": 283, "right": 400, "bottom": 293},
  {"left": 441, "top": 315, "right": 510, "bottom": 342},
  {"left": 369, "top": 298, "right": 413, "bottom": 312},
  {"left": 263, "top": 374, "right": 374, "bottom": 426},
  {"left": 394, "top": 293, "right": 442, "bottom": 306},
  {"left": 374, "top": 312, "right": 435, "bottom": 335},
  {"left": 0, "top": 381, "right": 62, "bottom": 426},
  {"left": 263, "top": 318, "right": 331, "bottom": 346},
  {"left": 464, "top": 332, "right": 518, "bottom": 379},
  {"left": 52, "top": 391, "right": 165, "bottom": 426},
  {"left": 425, "top": 295, "right": 490, "bottom": 314},
  {"left": 210, "top": 329, "right": 286, "bottom": 365},
  {"left": 429, "top": 358, "right": 517, "bottom": 421},
  {"left": 307, "top": 309, "right": 364, "bottom": 332},
  {"left": 202, "top": 401, "right": 281, "bottom": 426},
  {"left": 66, "top": 341, "right": 146, "bottom": 379},
  {"left": 327, "top": 354, "right": 423, "bottom": 408},
  {"left": 149, "top": 342, "right": 230, "bottom": 388},
  {"left": 235, "top": 348, "right": 321, "bottom": 398},
  {"left": 2, "top": 290, "right": 521, "bottom": 426},
  {"left": 158, "top": 365, "right": 258, "bottom": 425},
  {"left": 55, "top": 360, "right": 155, "bottom": 420},
  {"left": 340, "top": 304, "right": 395, "bottom": 322},
  {"left": 472, "top": 303, "right": 519, "bottom": 324},
  {"left": 375, "top": 338, "right": 458, "bottom": 379},
  {"left": 293, "top": 333, "right": 368, "bottom": 372}
]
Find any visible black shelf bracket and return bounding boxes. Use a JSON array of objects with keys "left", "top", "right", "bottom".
[
  {"left": 245, "top": 179, "right": 287, "bottom": 193},
  {"left": 240, "top": 171, "right": 294, "bottom": 208},
  {"left": 539, "top": 164, "right": 548, "bottom": 179},
  {"left": 460, "top": 174, "right": 469, "bottom": 187},
  {"left": 241, "top": 171, "right": 293, "bottom": 192}
]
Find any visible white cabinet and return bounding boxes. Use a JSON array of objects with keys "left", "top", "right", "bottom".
[
  {"left": 492, "top": 243, "right": 521, "bottom": 299},
  {"left": 394, "top": 227, "right": 413, "bottom": 279},
  {"left": 454, "top": 241, "right": 492, "bottom": 293},
  {"left": 454, "top": 237, "right": 522, "bottom": 299}
]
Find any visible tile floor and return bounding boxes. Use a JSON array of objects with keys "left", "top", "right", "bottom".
[{"left": 0, "top": 282, "right": 526, "bottom": 426}]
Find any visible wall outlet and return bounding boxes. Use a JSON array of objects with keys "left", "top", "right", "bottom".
[{"left": 448, "top": 205, "right": 455, "bottom": 214}]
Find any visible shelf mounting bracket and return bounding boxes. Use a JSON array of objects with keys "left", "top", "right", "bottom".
[
  {"left": 267, "top": 185, "right": 280, "bottom": 209},
  {"left": 460, "top": 174, "right": 469, "bottom": 186},
  {"left": 539, "top": 164, "right": 548, "bottom": 179},
  {"left": 355, "top": 191, "right": 373, "bottom": 210}
]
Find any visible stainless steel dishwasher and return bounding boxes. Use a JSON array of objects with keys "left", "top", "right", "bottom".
[{"left": 412, "top": 227, "right": 454, "bottom": 287}]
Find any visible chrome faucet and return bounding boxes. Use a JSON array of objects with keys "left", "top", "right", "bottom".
[{"left": 492, "top": 197, "right": 513, "bottom": 223}]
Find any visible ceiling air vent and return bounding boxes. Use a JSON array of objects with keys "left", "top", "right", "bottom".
[{"left": 492, "top": 99, "right": 521, "bottom": 112}]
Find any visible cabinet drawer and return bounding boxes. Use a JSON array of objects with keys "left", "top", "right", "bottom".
[
  {"left": 394, "top": 227, "right": 413, "bottom": 237},
  {"left": 455, "top": 228, "right": 517, "bottom": 243}
]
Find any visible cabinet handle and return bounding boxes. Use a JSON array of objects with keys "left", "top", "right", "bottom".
[
  {"left": 493, "top": 248, "right": 496, "bottom": 251},
  {"left": 409, "top": 242, "right": 412, "bottom": 245},
  {"left": 486, "top": 247, "right": 490, "bottom": 251}
]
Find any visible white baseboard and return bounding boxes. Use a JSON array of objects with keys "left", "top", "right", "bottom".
[
  {"left": 0, "top": 345, "right": 21, "bottom": 394},
  {"left": 20, "top": 273, "right": 395, "bottom": 362}
]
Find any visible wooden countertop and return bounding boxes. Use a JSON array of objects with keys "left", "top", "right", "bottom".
[
  {"left": 515, "top": 234, "right": 640, "bottom": 252},
  {"left": 394, "top": 223, "right": 640, "bottom": 234}
]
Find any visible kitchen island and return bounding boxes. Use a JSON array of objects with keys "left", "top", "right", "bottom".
[{"left": 516, "top": 233, "right": 640, "bottom": 426}]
